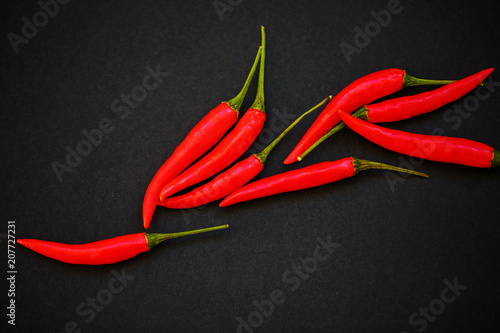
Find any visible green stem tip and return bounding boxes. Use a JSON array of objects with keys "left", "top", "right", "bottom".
[
  {"left": 297, "top": 106, "right": 369, "bottom": 162},
  {"left": 403, "top": 73, "right": 456, "bottom": 88},
  {"left": 146, "top": 224, "right": 229, "bottom": 249},
  {"left": 225, "top": 46, "right": 263, "bottom": 114},
  {"left": 250, "top": 26, "right": 266, "bottom": 113},
  {"left": 254, "top": 96, "right": 333, "bottom": 165},
  {"left": 352, "top": 157, "right": 429, "bottom": 178},
  {"left": 491, "top": 149, "right": 500, "bottom": 167}
]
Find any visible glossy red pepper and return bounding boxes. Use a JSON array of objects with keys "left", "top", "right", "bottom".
[
  {"left": 17, "top": 225, "right": 228, "bottom": 265},
  {"left": 143, "top": 46, "right": 262, "bottom": 229},
  {"left": 159, "top": 27, "right": 267, "bottom": 201},
  {"left": 284, "top": 69, "right": 455, "bottom": 164},
  {"left": 220, "top": 157, "right": 428, "bottom": 206},
  {"left": 298, "top": 68, "right": 493, "bottom": 161},
  {"left": 339, "top": 110, "right": 500, "bottom": 168},
  {"left": 158, "top": 96, "right": 332, "bottom": 209}
]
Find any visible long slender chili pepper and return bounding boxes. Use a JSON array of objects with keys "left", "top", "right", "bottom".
[
  {"left": 298, "top": 68, "right": 494, "bottom": 161},
  {"left": 17, "top": 225, "right": 228, "bottom": 265},
  {"left": 159, "top": 27, "right": 267, "bottom": 202},
  {"left": 339, "top": 110, "right": 500, "bottom": 168},
  {"left": 143, "top": 46, "right": 262, "bottom": 229},
  {"left": 158, "top": 96, "right": 333, "bottom": 209},
  {"left": 284, "top": 69, "right": 455, "bottom": 164},
  {"left": 220, "top": 157, "right": 428, "bottom": 207}
]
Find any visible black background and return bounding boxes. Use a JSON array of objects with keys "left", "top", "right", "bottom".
[{"left": 2, "top": 0, "right": 500, "bottom": 332}]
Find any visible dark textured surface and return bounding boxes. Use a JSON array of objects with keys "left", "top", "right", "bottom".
[{"left": 1, "top": 0, "right": 500, "bottom": 332}]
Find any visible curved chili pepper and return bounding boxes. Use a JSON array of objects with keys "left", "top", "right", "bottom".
[
  {"left": 17, "top": 225, "right": 228, "bottom": 265},
  {"left": 284, "top": 69, "right": 455, "bottom": 164},
  {"left": 159, "top": 27, "right": 267, "bottom": 202},
  {"left": 143, "top": 46, "right": 262, "bottom": 229},
  {"left": 158, "top": 96, "right": 332, "bottom": 209},
  {"left": 339, "top": 110, "right": 500, "bottom": 168},
  {"left": 220, "top": 157, "right": 428, "bottom": 206},
  {"left": 298, "top": 68, "right": 493, "bottom": 161}
]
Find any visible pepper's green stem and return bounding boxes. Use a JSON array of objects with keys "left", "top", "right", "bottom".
[
  {"left": 225, "top": 47, "right": 262, "bottom": 114},
  {"left": 491, "top": 149, "right": 500, "bottom": 167},
  {"left": 297, "top": 106, "right": 370, "bottom": 162},
  {"left": 352, "top": 157, "right": 429, "bottom": 177},
  {"left": 254, "top": 96, "right": 332, "bottom": 165},
  {"left": 145, "top": 224, "right": 229, "bottom": 249},
  {"left": 403, "top": 73, "right": 455, "bottom": 88},
  {"left": 250, "top": 26, "right": 266, "bottom": 113}
]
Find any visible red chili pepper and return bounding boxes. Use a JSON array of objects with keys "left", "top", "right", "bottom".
[
  {"left": 159, "top": 27, "right": 267, "bottom": 202},
  {"left": 17, "top": 225, "right": 228, "bottom": 265},
  {"left": 298, "top": 68, "right": 493, "bottom": 161},
  {"left": 339, "top": 110, "right": 500, "bottom": 168},
  {"left": 284, "top": 69, "right": 455, "bottom": 164},
  {"left": 143, "top": 45, "right": 262, "bottom": 229},
  {"left": 220, "top": 157, "right": 428, "bottom": 207},
  {"left": 158, "top": 96, "right": 332, "bottom": 209}
]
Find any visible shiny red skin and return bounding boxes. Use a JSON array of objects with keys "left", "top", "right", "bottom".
[
  {"left": 159, "top": 109, "right": 266, "bottom": 201},
  {"left": 339, "top": 111, "right": 494, "bottom": 168},
  {"left": 143, "top": 102, "right": 238, "bottom": 228},
  {"left": 17, "top": 233, "right": 149, "bottom": 265},
  {"left": 220, "top": 158, "right": 355, "bottom": 206},
  {"left": 284, "top": 69, "right": 406, "bottom": 164},
  {"left": 159, "top": 155, "right": 263, "bottom": 209},
  {"left": 366, "top": 68, "right": 493, "bottom": 123}
]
